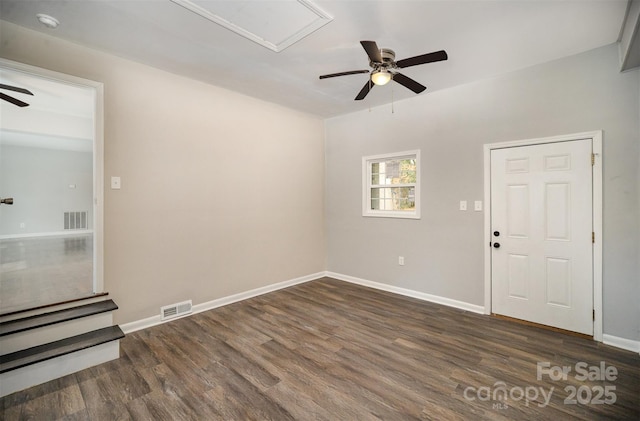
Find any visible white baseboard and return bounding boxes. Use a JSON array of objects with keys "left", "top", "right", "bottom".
[
  {"left": 330, "top": 272, "right": 640, "bottom": 354},
  {"left": 121, "top": 270, "right": 638, "bottom": 356},
  {"left": 326, "top": 271, "right": 485, "bottom": 314},
  {"left": 121, "top": 272, "right": 326, "bottom": 334},
  {"left": 0, "top": 230, "right": 93, "bottom": 240},
  {"left": 603, "top": 334, "right": 640, "bottom": 354}
]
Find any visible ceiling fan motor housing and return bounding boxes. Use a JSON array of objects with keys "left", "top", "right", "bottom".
[
  {"left": 370, "top": 48, "right": 397, "bottom": 70},
  {"left": 380, "top": 48, "right": 396, "bottom": 62}
]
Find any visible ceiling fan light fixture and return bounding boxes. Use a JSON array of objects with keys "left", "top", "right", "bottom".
[
  {"left": 36, "top": 13, "right": 60, "bottom": 29},
  {"left": 371, "top": 70, "right": 391, "bottom": 86},
  {"left": 319, "top": 40, "right": 447, "bottom": 100}
]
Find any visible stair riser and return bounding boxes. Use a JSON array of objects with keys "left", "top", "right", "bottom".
[
  {"left": 0, "top": 340, "right": 120, "bottom": 397},
  {"left": 0, "top": 313, "right": 113, "bottom": 355}
]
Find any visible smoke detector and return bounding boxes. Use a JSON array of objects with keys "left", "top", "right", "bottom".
[{"left": 36, "top": 14, "right": 59, "bottom": 29}]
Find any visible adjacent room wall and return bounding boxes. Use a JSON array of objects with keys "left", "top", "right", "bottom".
[
  {"left": 0, "top": 22, "right": 326, "bottom": 325},
  {"left": 0, "top": 145, "right": 93, "bottom": 235},
  {"left": 325, "top": 44, "right": 640, "bottom": 341}
]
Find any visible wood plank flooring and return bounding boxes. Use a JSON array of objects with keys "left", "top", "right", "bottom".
[{"left": 2, "top": 277, "right": 638, "bottom": 420}]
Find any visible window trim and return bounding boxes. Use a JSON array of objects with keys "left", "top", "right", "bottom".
[{"left": 362, "top": 150, "right": 421, "bottom": 219}]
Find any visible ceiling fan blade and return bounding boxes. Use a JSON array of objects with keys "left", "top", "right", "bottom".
[
  {"left": 396, "top": 50, "right": 448, "bottom": 69},
  {"left": 355, "top": 80, "right": 374, "bottom": 100},
  {"left": 0, "top": 83, "right": 34, "bottom": 96},
  {"left": 0, "top": 92, "right": 30, "bottom": 107},
  {"left": 392, "top": 73, "right": 426, "bottom": 94},
  {"left": 360, "top": 40, "right": 382, "bottom": 63},
  {"left": 319, "top": 70, "right": 370, "bottom": 79}
]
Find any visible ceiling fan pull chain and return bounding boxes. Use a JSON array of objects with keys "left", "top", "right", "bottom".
[{"left": 391, "top": 87, "right": 395, "bottom": 114}]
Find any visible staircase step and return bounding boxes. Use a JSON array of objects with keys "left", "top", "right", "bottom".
[
  {"left": 0, "top": 325, "right": 124, "bottom": 374},
  {"left": 0, "top": 300, "right": 118, "bottom": 337},
  {"left": 0, "top": 292, "right": 110, "bottom": 320}
]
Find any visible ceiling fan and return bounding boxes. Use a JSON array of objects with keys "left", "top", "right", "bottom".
[
  {"left": 0, "top": 83, "right": 34, "bottom": 107},
  {"left": 319, "top": 40, "right": 448, "bottom": 101}
]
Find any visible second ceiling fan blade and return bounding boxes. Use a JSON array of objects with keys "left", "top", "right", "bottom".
[
  {"left": 396, "top": 50, "right": 448, "bottom": 68},
  {"left": 392, "top": 73, "right": 426, "bottom": 94},
  {"left": 360, "top": 40, "right": 383, "bottom": 63},
  {"left": 319, "top": 70, "right": 370, "bottom": 79},
  {"left": 355, "top": 81, "right": 374, "bottom": 100},
  {"left": 0, "top": 92, "right": 30, "bottom": 107},
  {"left": 0, "top": 83, "right": 34, "bottom": 96}
]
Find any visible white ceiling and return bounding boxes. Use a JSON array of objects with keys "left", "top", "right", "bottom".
[{"left": 0, "top": 0, "right": 630, "bottom": 118}]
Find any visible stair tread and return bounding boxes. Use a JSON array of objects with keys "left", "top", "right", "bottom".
[
  {"left": 0, "top": 300, "right": 118, "bottom": 337},
  {"left": 0, "top": 325, "right": 124, "bottom": 373},
  {"left": 0, "top": 292, "right": 109, "bottom": 318}
]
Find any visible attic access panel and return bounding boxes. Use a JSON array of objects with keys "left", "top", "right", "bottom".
[{"left": 170, "top": 0, "right": 333, "bottom": 52}]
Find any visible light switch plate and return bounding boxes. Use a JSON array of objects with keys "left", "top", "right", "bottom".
[
  {"left": 459, "top": 200, "right": 467, "bottom": 211},
  {"left": 111, "top": 176, "right": 121, "bottom": 189},
  {"left": 474, "top": 200, "right": 483, "bottom": 211}
]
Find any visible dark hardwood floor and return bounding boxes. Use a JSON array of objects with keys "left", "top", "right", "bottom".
[{"left": 2, "top": 278, "right": 639, "bottom": 420}]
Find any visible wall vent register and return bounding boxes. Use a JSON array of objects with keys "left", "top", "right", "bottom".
[
  {"left": 64, "top": 211, "right": 88, "bottom": 230},
  {"left": 161, "top": 300, "right": 193, "bottom": 321}
]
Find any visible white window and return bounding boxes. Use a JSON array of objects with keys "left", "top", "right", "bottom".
[{"left": 362, "top": 150, "right": 420, "bottom": 219}]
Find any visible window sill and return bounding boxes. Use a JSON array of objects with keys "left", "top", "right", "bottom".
[{"left": 362, "top": 211, "right": 421, "bottom": 219}]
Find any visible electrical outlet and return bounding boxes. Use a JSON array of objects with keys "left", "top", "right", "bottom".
[
  {"left": 19, "top": 222, "right": 25, "bottom": 229},
  {"left": 398, "top": 256, "right": 405, "bottom": 266}
]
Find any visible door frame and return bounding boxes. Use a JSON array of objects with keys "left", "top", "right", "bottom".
[
  {"left": 483, "top": 131, "right": 603, "bottom": 341},
  {"left": 0, "top": 58, "right": 105, "bottom": 295}
]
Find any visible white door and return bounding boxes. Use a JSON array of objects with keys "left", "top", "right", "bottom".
[{"left": 491, "top": 139, "right": 593, "bottom": 335}]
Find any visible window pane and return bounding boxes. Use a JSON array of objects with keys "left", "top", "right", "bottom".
[
  {"left": 371, "top": 158, "right": 417, "bottom": 186},
  {"left": 371, "top": 162, "right": 382, "bottom": 184},
  {"left": 384, "top": 160, "right": 397, "bottom": 185},
  {"left": 399, "top": 159, "right": 417, "bottom": 183},
  {"left": 370, "top": 187, "right": 415, "bottom": 211}
]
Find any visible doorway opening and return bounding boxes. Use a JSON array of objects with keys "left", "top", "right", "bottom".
[{"left": 0, "top": 59, "right": 104, "bottom": 315}]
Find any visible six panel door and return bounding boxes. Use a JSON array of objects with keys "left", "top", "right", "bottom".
[{"left": 491, "top": 139, "right": 593, "bottom": 335}]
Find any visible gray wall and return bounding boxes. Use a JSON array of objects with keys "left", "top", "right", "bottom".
[
  {"left": 325, "top": 44, "right": 640, "bottom": 341},
  {"left": 0, "top": 145, "right": 93, "bottom": 235}
]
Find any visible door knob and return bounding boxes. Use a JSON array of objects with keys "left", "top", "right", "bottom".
[
  {"left": 493, "top": 242, "right": 500, "bottom": 248},
  {"left": 0, "top": 197, "right": 13, "bottom": 205},
  {"left": 493, "top": 231, "right": 500, "bottom": 237}
]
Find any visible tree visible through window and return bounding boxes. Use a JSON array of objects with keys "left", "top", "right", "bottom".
[{"left": 363, "top": 150, "right": 420, "bottom": 219}]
